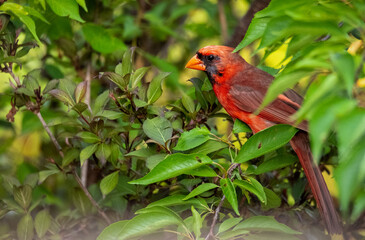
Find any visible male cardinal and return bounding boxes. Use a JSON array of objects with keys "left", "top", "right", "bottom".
[{"left": 186, "top": 45, "right": 343, "bottom": 236}]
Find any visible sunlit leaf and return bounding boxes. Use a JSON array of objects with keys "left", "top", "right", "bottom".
[
  {"left": 129, "top": 153, "right": 212, "bottom": 185},
  {"left": 220, "top": 178, "right": 239, "bottom": 215},
  {"left": 235, "top": 125, "right": 298, "bottom": 163}
]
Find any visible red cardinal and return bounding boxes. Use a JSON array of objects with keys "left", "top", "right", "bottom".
[{"left": 186, "top": 45, "right": 343, "bottom": 236}]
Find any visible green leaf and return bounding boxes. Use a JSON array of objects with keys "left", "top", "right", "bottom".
[
  {"left": 13, "top": 185, "right": 32, "bottom": 210},
  {"left": 78, "top": 132, "right": 100, "bottom": 144},
  {"left": 0, "top": 3, "right": 41, "bottom": 43},
  {"left": 188, "top": 140, "right": 228, "bottom": 155},
  {"left": 146, "top": 153, "right": 167, "bottom": 170},
  {"left": 174, "top": 127, "right": 211, "bottom": 151},
  {"left": 254, "top": 155, "right": 297, "bottom": 175},
  {"left": 80, "top": 144, "right": 98, "bottom": 166},
  {"left": 72, "top": 102, "right": 88, "bottom": 114},
  {"left": 95, "top": 143, "right": 112, "bottom": 161},
  {"left": 185, "top": 165, "right": 217, "bottom": 177},
  {"left": 62, "top": 148, "right": 80, "bottom": 167},
  {"left": 97, "top": 220, "right": 128, "bottom": 240},
  {"left": 46, "top": 0, "right": 84, "bottom": 22},
  {"left": 48, "top": 89, "right": 75, "bottom": 106},
  {"left": 337, "top": 108, "right": 365, "bottom": 158},
  {"left": 34, "top": 210, "right": 51, "bottom": 238},
  {"left": 218, "top": 217, "right": 243, "bottom": 233},
  {"left": 181, "top": 92, "right": 195, "bottom": 113},
  {"left": 98, "top": 210, "right": 182, "bottom": 240},
  {"left": 147, "top": 195, "right": 208, "bottom": 210},
  {"left": 38, "top": 169, "right": 60, "bottom": 183},
  {"left": 310, "top": 97, "right": 356, "bottom": 162},
  {"left": 75, "top": 81, "right": 87, "bottom": 103},
  {"left": 120, "top": 48, "right": 134, "bottom": 77},
  {"left": 130, "top": 67, "right": 150, "bottom": 88},
  {"left": 234, "top": 17, "right": 270, "bottom": 52},
  {"left": 93, "top": 90, "right": 110, "bottom": 115},
  {"left": 183, "top": 183, "right": 218, "bottom": 200},
  {"left": 233, "top": 119, "right": 252, "bottom": 133},
  {"left": 100, "top": 171, "right": 119, "bottom": 195},
  {"left": 59, "top": 78, "right": 76, "bottom": 104},
  {"left": 143, "top": 117, "right": 173, "bottom": 146},
  {"left": 147, "top": 72, "right": 170, "bottom": 103},
  {"left": 261, "top": 188, "right": 281, "bottom": 210},
  {"left": 76, "top": 0, "right": 88, "bottom": 11},
  {"left": 97, "top": 110, "right": 124, "bottom": 120},
  {"left": 17, "top": 214, "right": 34, "bottom": 240},
  {"left": 235, "top": 125, "right": 298, "bottom": 163},
  {"left": 43, "top": 79, "right": 59, "bottom": 94},
  {"left": 335, "top": 140, "right": 365, "bottom": 212},
  {"left": 72, "top": 188, "right": 93, "bottom": 216},
  {"left": 189, "top": 78, "right": 208, "bottom": 110},
  {"left": 233, "top": 216, "right": 301, "bottom": 234},
  {"left": 129, "top": 153, "right": 212, "bottom": 185},
  {"left": 220, "top": 178, "right": 239, "bottom": 215},
  {"left": 100, "top": 72, "right": 128, "bottom": 90},
  {"left": 234, "top": 178, "right": 267, "bottom": 204},
  {"left": 82, "top": 23, "right": 126, "bottom": 54},
  {"left": 24, "top": 174, "right": 39, "bottom": 188},
  {"left": 191, "top": 206, "right": 202, "bottom": 238},
  {"left": 330, "top": 52, "right": 355, "bottom": 97},
  {"left": 23, "top": 6, "right": 49, "bottom": 23}
]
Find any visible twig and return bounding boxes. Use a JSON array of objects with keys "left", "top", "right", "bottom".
[
  {"left": 218, "top": 0, "right": 228, "bottom": 43},
  {"left": 226, "top": 0, "right": 271, "bottom": 47},
  {"left": 7, "top": 66, "right": 21, "bottom": 86},
  {"left": 37, "top": 106, "right": 110, "bottom": 225},
  {"left": 36, "top": 111, "right": 64, "bottom": 158},
  {"left": 72, "top": 169, "right": 112, "bottom": 225},
  {"left": 205, "top": 163, "right": 241, "bottom": 239},
  {"left": 205, "top": 195, "right": 225, "bottom": 240},
  {"left": 81, "top": 63, "right": 92, "bottom": 186}
]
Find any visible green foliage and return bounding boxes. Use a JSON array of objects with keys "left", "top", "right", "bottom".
[
  {"left": 0, "top": 0, "right": 364, "bottom": 239},
  {"left": 236, "top": 0, "right": 365, "bottom": 216}
]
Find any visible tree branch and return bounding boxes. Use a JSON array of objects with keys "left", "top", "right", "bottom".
[
  {"left": 226, "top": 0, "right": 271, "bottom": 48},
  {"left": 72, "top": 169, "right": 112, "bottom": 225},
  {"left": 36, "top": 111, "right": 64, "bottom": 158}
]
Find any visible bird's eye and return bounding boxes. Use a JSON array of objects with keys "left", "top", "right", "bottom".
[{"left": 207, "top": 55, "right": 215, "bottom": 61}]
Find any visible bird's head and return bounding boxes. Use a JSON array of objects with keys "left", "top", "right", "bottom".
[{"left": 185, "top": 45, "right": 247, "bottom": 84}]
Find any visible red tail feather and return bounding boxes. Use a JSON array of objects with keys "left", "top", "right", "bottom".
[{"left": 290, "top": 131, "right": 343, "bottom": 235}]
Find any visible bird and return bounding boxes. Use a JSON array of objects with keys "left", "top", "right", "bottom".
[{"left": 185, "top": 45, "right": 343, "bottom": 236}]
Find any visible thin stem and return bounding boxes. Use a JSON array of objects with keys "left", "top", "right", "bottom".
[
  {"left": 72, "top": 169, "right": 112, "bottom": 225},
  {"left": 7, "top": 66, "right": 21, "bottom": 86},
  {"left": 205, "top": 195, "right": 225, "bottom": 240},
  {"left": 81, "top": 63, "right": 92, "bottom": 186},
  {"left": 36, "top": 111, "right": 64, "bottom": 158},
  {"left": 218, "top": 0, "right": 228, "bottom": 43},
  {"left": 37, "top": 112, "right": 110, "bottom": 224}
]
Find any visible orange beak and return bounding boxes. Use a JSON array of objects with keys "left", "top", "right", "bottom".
[{"left": 185, "top": 54, "right": 206, "bottom": 71}]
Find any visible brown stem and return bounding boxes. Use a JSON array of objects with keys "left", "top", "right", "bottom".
[
  {"left": 81, "top": 63, "right": 92, "bottom": 186},
  {"left": 72, "top": 169, "right": 112, "bottom": 225},
  {"left": 218, "top": 0, "right": 228, "bottom": 43},
  {"left": 36, "top": 112, "right": 64, "bottom": 158},
  {"left": 205, "top": 195, "right": 226, "bottom": 240},
  {"left": 226, "top": 0, "right": 271, "bottom": 47}
]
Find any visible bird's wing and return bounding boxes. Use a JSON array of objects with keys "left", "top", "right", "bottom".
[{"left": 229, "top": 84, "right": 308, "bottom": 132}]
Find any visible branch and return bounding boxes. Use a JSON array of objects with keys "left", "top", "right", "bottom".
[
  {"left": 72, "top": 169, "right": 112, "bottom": 225},
  {"left": 226, "top": 0, "right": 271, "bottom": 48},
  {"left": 218, "top": 0, "right": 228, "bottom": 43},
  {"left": 205, "top": 195, "right": 225, "bottom": 240},
  {"left": 81, "top": 62, "right": 92, "bottom": 186},
  {"left": 36, "top": 111, "right": 64, "bottom": 158}
]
